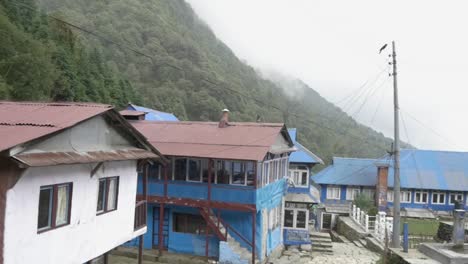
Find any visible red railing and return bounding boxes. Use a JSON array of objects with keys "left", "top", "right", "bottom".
[{"left": 134, "top": 200, "right": 147, "bottom": 231}]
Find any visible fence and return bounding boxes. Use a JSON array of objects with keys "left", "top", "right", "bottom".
[{"left": 350, "top": 204, "right": 392, "bottom": 242}]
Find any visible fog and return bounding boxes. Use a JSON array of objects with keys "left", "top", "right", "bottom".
[{"left": 187, "top": 0, "right": 468, "bottom": 151}]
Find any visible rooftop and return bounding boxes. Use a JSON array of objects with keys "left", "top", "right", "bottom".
[
  {"left": 126, "top": 104, "right": 179, "bottom": 121},
  {"left": 288, "top": 128, "right": 323, "bottom": 164},
  {"left": 0, "top": 101, "right": 111, "bottom": 152},
  {"left": 131, "top": 120, "right": 292, "bottom": 161}
]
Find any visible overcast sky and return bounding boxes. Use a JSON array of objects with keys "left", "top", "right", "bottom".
[{"left": 187, "top": 0, "right": 468, "bottom": 151}]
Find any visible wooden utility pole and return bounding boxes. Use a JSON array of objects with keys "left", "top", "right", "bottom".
[{"left": 391, "top": 40, "right": 401, "bottom": 248}]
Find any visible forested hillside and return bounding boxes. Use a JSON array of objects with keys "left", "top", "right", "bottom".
[{"left": 0, "top": 0, "right": 398, "bottom": 163}]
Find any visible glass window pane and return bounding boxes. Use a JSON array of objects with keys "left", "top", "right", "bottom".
[
  {"left": 174, "top": 159, "right": 187, "bottom": 181},
  {"left": 107, "top": 178, "right": 118, "bottom": 211},
  {"left": 188, "top": 159, "right": 201, "bottom": 181},
  {"left": 296, "top": 211, "right": 306, "bottom": 228},
  {"left": 284, "top": 210, "right": 294, "bottom": 227},
  {"left": 55, "top": 185, "right": 70, "bottom": 226},
  {"left": 232, "top": 162, "right": 245, "bottom": 185},
  {"left": 246, "top": 162, "right": 255, "bottom": 186},
  {"left": 149, "top": 164, "right": 160, "bottom": 181},
  {"left": 38, "top": 187, "right": 53, "bottom": 229},
  {"left": 97, "top": 180, "right": 106, "bottom": 212},
  {"left": 217, "top": 161, "right": 231, "bottom": 184},
  {"left": 301, "top": 172, "right": 308, "bottom": 186}
]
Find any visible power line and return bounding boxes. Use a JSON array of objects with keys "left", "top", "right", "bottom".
[{"left": 400, "top": 112, "right": 424, "bottom": 188}]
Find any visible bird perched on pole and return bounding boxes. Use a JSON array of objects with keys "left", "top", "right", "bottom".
[{"left": 379, "top": 43, "right": 388, "bottom": 54}]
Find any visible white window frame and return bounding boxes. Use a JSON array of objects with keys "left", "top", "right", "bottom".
[
  {"left": 449, "top": 192, "right": 463, "bottom": 205},
  {"left": 346, "top": 187, "right": 360, "bottom": 200},
  {"left": 400, "top": 190, "right": 412, "bottom": 203},
  {"left": 414, "top": 190, "right": 429, "bottom": 204},
  {"left": 432, "top": 191, "right": 446, "bottom": 205},
  {"left": 283, "top": 203, "right": 308, "bottom": 230},
  {"left": 326, "top": 186, "right": 341, "bottom": 200},
  {"left": 289, "top": 168, "right": 309, "bottom": 188}
]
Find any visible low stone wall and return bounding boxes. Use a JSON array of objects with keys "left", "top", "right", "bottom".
[
  {"left": 436, "top": 222, "right": 468, "bottom": 242},
  {"left": 336, "top": 216, "right": 368, "bottom": 242}
]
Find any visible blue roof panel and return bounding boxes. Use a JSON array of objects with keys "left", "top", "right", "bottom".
[
  {"left": 288, "top": 128, "right": 323, "bottom": 164},
  {"left": 127, "top": 104, "right": 179, "bottom": 121}
]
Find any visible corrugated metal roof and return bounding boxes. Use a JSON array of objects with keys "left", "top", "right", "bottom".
[
  {"left": 313, "top": 149, "right": 468, "bottom": 191},
  {"left": 13, "top": 149, "right": 157, "bottom": 167},
  {"left": 127, "top": 104, "right": 179, "bottom": 121},
  {"left": 288, "top": 128, "right": 323, "bottom": 164},
  {"left": 131, "top": 121, "right": 291, "bottom": 161},
  {"left": 119, "top": 110, "right": 146, "bottom": 117},
  {"left": 0, "top": 101, "right": 111, "bottom": 152}
]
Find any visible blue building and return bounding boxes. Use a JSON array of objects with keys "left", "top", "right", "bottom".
[
  {"left": 124, "top": 109, "right": 296, "bottom": 263},
  {"left": 313, "top": 149, "right": 468, "bottom": 225},
  {"left": 283, "top": 129, "right": 323, "bottom": 245}
]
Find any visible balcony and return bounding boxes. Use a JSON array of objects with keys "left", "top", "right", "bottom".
[{"left": 134, "top": 200, "right": 147, "bottom": 231}]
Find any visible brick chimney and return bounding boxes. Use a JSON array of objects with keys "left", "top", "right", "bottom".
[
  {"left": 375, "top": 163, "right": 389, "bottom": 212},
  {"left": 218, "top": 109, "right": 230, "bottom": 128}
]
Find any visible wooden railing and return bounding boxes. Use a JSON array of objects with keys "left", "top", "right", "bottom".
[{"left": 134, "top": 200, "right": 147, "bottom": 231}]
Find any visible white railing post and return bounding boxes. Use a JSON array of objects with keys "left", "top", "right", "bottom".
[
  {"left": 352, "top": 204, "right": 357, "bottom": 220},
  {"left": 357, "top": 208, "right": 361, "bottom": 224},
  {"left": 365, "top": 214, "right": 369, "bottom": 233}
]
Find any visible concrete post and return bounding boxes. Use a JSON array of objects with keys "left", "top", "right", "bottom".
[
  {"left": 357, "top": 208, "right": 361, "bottom": 223},
  {"left": 403, "top": 222, "right": 409, "bottom": 252},
  {"left": 453, "top": 209, "right": 466, "bottom": 249},
  {"left": 365, "top": 214, "right": 369, "bottom": 233}
]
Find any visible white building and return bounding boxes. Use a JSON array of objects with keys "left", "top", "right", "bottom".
[{"left": 0, "top": 102, "right": 161, "bottom": 264}]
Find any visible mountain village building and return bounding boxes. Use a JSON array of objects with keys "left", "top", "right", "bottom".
[
  {"left": 0, "top": 101, "right": 161, "bottom": 264},
  {"left": 313, "top": 149, "right": 468, "bottom": 230}
]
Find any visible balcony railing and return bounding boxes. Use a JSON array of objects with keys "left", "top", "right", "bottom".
[{"left": 134, "top": 200, "right": 147, "bottom": 231}]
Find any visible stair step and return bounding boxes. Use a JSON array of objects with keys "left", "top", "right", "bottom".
[
  {"left": 311, "top": 237, "right": 332, "bottom": 243},
  {"left": 352, "top": 240, "right": 364, "bottom": 248},
  {"left": 309, "top": 232, "right": 331, "bottom": 239},
  {"left": 312, "top": 242, "right": 333, "bottom": 248},
  {"left": 312, "top": 247, "right": 333, "bottom": 253}
]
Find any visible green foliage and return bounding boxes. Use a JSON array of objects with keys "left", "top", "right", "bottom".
[
  {"left": 353, "top": 194, "right": 377, "bottom": 215},
  {"left": 1, "top": 0, "right": 401, "bottom": 162}
]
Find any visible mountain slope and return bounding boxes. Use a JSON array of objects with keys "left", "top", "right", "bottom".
[{"left": 7, "top": 0, "right": 396, "bottom": 163}]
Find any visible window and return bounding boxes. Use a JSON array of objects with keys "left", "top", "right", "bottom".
[
  {"left": 97, "top": 177, "right": 119, "bottom": 214},
  {"left": 346, "top": 187, "right": 360, "bottom": 200},
  {"left": 414, "top": 190, "right": 428, "bottom": 204},
  {"left": 263, "top": 162, "right": 269, "bottom": 186},
  {"left": 201, "top": 159, "right": 214, "bottom": 183},
  {"left": 283, "top": 202, "right": 308, "bottom": 230},
  {"left": 432, "top": 192, "right": 446, "bottom": 205},
  {"left": 326, "top": 186, "right": 341, "bottom": 200},
  {"left": 400, "top": 190, "right": 412, "bottom": 203},
  {"left": 449, "top": 193, "right": 463, "bottom": 205},
  {"left": 387, "top": 190, "right": 394, "bottom": 202},
  {"left": 38, "top": 183, "right": 72, "bottom": 232},
  {"left": 173, "top": 213, "right": 206, "bottom": 235},
  {"left": 149, "top": 164, "right": 161, "bottom": 181},
  {"left": 362, "top": 189, "right": 376, "bottom": 200},
  {"left": 173, "top": 158, "right": 187, "bottom": 181},
  {"left": 187, "top": 159, "right": 202, "bottom": 182},
  {"left": 215, "top": 160, "right": 255, "bottom": 186},
  {"left": 289, "top": 168, "right": 309, "bottom": 188},
  {"left": 231, "top": 162, "right": 245, "bottom": 185},
  {"left": 268, "top": 206, "right": 282, "bottom": 230}
]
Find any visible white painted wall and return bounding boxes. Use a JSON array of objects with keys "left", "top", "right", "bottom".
[{"left": 4, "top": 160, "right": 145, "bottom": 264}]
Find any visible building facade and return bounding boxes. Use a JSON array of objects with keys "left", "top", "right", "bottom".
[
  {"left": 283, "top": 129, "right": 323, "bottom": 245},
  {"left": 313, "top": 150, "right": 468, "bottom": 224},
  {"left": 124, "top": 110, "right": 295, "bottom": 263},
  {"left": 0, "top": 102, "right": 160, "bottom": 264}
]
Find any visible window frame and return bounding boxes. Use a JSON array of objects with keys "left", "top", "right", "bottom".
[
  {"left": 283, "top": 202, "right": 309, "bottom": 230},
  {"left": 326, "top": 186, "right": 341, "bottom": 200},
  {"left": 172, "top": 212, "right": 207, "bottom": 235},
  {"left": 96, "top": 176, "right": 119, "bottom": 215},
  {"left": 432, "top": 191, "right": 446, "bottom": 205},
  {"left": 289, "top": 167, "right": 309, "bottom": 188},
  {"left": 346, "top": 187, "right": 360, "bottom": 200},
  {"left": 37, "top": 182, "right": 73, "bottom": 233},
  {"left": 449, "top": 192, "right": 463, "bottom": 205},
  {"left": 400, "top": 190, "right": 412, "bottom": 203},
  {"left": 414, "top": 190, "right": 429, "bottom": 204}
]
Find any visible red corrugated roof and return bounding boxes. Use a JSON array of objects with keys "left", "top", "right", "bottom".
[
  {"left": 0, "top": 101, "right": 111, "bottom": 152},
  {"left": 131, "top": 121, "right": 290, "bottom": 161}
]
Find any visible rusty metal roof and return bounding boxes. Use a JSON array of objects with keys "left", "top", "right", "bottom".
[
  {"left": 13, "top": 149, "right": 158, "bottom": 167},
  {"left": 131, "top": 121, "right": 292, "bottom": 161},
  {"left": 119, "top": 110, "right": 146, "bottom": 117},
  {"left": 0, "top": 101, "right": 111, "bottom": 152}
]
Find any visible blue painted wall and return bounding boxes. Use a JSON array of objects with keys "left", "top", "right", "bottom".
[{"left": 319, "top": 183, "right": 468, "bottom": 211}]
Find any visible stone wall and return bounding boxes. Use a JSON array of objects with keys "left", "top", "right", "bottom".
[
  {"left": 436, "top": 222, "right": 468, "bottom": 242},
  {"left": 336, "top": 217, "right": 368, "bottom": 242}
]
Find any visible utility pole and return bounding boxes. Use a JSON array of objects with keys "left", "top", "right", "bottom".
[{"left": 391, "top": 40, "right": 401, "bottom": 248}]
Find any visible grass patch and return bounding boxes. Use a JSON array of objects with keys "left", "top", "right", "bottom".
[{"left": 400, "top": 218, "right": 439, "bottom": 236}]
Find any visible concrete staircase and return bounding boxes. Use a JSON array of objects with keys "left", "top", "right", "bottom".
[
  {"left": 223, "top": 235, "right": 259, "bottom": 264},
  {"left": 310, "top": 232, "right": 333, "bottom": 254}
]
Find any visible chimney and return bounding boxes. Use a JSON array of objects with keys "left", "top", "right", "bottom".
[
  {"left": 218, "top": 109, "right": 230, "bottom": 128},
  {"left": 375, "top": 163, "right": 389, "bottom": 212}
]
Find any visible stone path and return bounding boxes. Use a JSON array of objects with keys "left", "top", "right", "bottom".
[{"left": 308, "top": 242, "right": 380, "bottom": 264}]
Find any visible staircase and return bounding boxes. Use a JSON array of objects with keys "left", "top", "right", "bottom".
[
  {"left": 310, "top": 231, "right": 333, "bottom": 255},
  {"left": 199, "top": 208, "right": 258, "bottom": 264}
]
